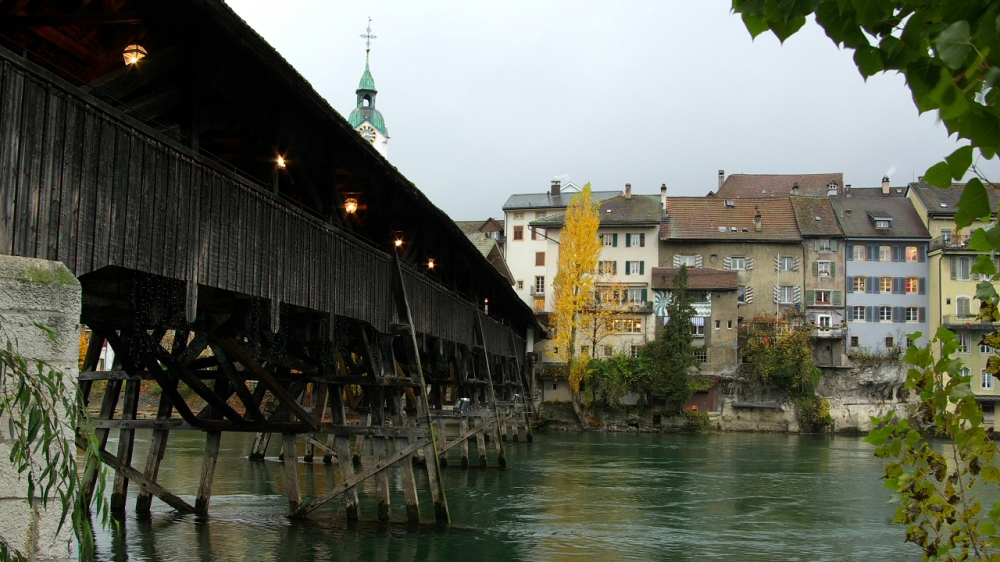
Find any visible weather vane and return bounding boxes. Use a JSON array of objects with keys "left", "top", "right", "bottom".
[{"left": 360, "top": 17, "right": 377, "bottom": 52}]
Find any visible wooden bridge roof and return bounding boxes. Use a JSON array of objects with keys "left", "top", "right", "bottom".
[{"left": 0, "top": 0, "right": 539, "bottom": 336}]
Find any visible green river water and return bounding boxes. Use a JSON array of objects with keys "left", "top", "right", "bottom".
[{"left": 92, "top": 430, "right": 920, "bottom": 561}]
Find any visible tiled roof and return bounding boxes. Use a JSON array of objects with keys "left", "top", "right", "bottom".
[
  {"left": 651, "top": 267, "right": 739, "bottom": 290},
  {"left": 829, "top": 197, "right": 929, "bottom": 239},
  {"left": 660, "top": 197, "right": 801, "bottom": 241},
  {"left": 790, "top": 196, "right": 843, "bottom": 237},
  {"left": 716, "top": 173, "right": 843, "bottom": 198},
  {"left": 502, "top": 190, "right": 620, "bottom": 210},
  {"left": 454, "top": 220, "right": 485, "bottom": 235},
  {"left": 845, "top": 186, "right": 907, "bottom": 198},
  {"left": 907, "top": 181, "right": 1000, "bottom": 217},
  {"left": 530, "top": 194, "right": 661, "bottom": 227}
]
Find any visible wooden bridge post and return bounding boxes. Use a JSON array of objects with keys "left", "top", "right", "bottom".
[
  {"left": 196, "top": 376, "right": 230, "bottom": 515},
  {"left": 473, "top": 314, "right": 507, "bottom": 469},
  {"left": 459, "top": 417, "right": 470, "bottom": 468},
  {"left": 110, "top": 376, "right": 142, "bottom": 512},
  {"left": 389, "top": 391, "right": 421, "bottom": 523},
  {"left": 135, "top": 392, "right": 173, "bottom": 512},
  {"left": 331, "top": 358, "right": 361, "bottom": 521},
  {"left": 282, "top": 433, "right": 301, "bottom": 514}
]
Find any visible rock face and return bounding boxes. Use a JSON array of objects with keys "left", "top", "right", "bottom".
[{"left": 0, "top": 257, "right": 80, "bottom": 561}]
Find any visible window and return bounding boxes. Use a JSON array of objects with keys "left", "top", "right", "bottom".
[
  {"left": 943, "top": 231, "right": 953, "bottom": 243},
  {"left": 779, "top": 286, "right": 794, "bottom": 304},
  {"left": 691, "top": 317, "right": 705, "bottom": 337},
  {"left": 737, "top": 286, "right": 746, "bottom": 303},
  {"left": 817, "top": 315, "right": 832, "bottom": 329},
  {"left": 693, "top": 349, "right": 708, "bottom": 364},
  {"left": 875, "top": 219, "right": 891, "bottom": 228},
  {"left": 727, "top": 320, "right": 734, "bottom": 330},
  {"left": 852, "top": 245, "right": 866, "bottom": 261},
  {"left": 516, "top": 280, "right": 524, "bottom": 290},
  {"left": 984, "top": 372, "right": 995, "bottom": 390},
  {"left": 626, "top": 233, "right": 645, "bottom": 247},
  {"left": 679, "top": 255, "right": 699, "bottom": 267},
  {"left": 626, "top": 261, "right": 643, "bottom": 275},
  {"left": 853, "top": 277, "right": 866, "bottom": 292},
  {"left": 816, "top": 290, "right": 831, "bottom": 305},
  {"left": 534, "top": 298, "right": 545, "bottom": 310},
  {"left": 959, "top": 331, "right": 971, "bottom": 353},
  {"left": 536, "top": 211, "right": 547, "bottom": 219},
  {"left": 905, "top": 277, "right": 919, "bottom": 294},
  {"left": 953, "top": 257, "right": 972, "bottom": 280},
  {"left": 818, "top": 239, "right": 832, "bottom": 251},
  {"left": 534, "top": 276, "right": 545, "bottom": 294},
  {"left": 535, "top": 252, "right": 545, "bottom": 266},
  {"left": 958, "top": 296, "right": 972, "bottom": 318},
  {"left": 903, "top": 307, "right": 919, "bottom": 322},
  {"left": 731, "top": 257, "right": 746, "bottom": 270},
  {"left": 959, "top": 368, "right": 970, "bottom": 378},
  {"left": 879, "top": 306, "right": 893, "bottom": 321},
  {"left": 630, "top": 346, "right": 640, "bottom": 358},
  {"left": 531, "top": 227, "right": 546, "bottom": 240},
  {"left": 850, "top": 336, "right": 859, "bottom": 347},
  {"left": 626, "top": 288, "right": 645, "bottom": 303},
  {"left": 885, "top": 336, "right": 895, "bottom": 348},
  {"left": 880, "top": 277, "right": 893, "bottom": 293},
  {"left": 852, "top": 306, "right": 866, "bottom": 321},
  {"left": 879, "top": 245, "right": 892, "bottom": 261},
  {"left": 602, "top": 233, "right": 615, "bottom": 246},
  {"left": 715, "top": 320, "right": 721, "bottom": 330},
  {"left": 514, "top": 212, "right": 524, "bottom": 219},
  {"left": 513, "top": 226, "right": 523, "bottom": 240},
  {"left": 598, "top": 261, "right": 617, "bottom": 275},
  {"left": 906, "top": 338, "right": 914, "bottom": 348},
  {"left": 603, "top": 346, "right": 613, "bottom": 358},
  {"left": 817, "top": 261, "right": 832, "bottom": 276},
  {"left": 982, "top": 342, "right": 995, "bottom": 354},
  {"left": 779, "top": 256, "right": 794, "bottom": 271},
  {"left": 906, "top": 246, "right": 919, "bottom": 262},
  {"left": 608, "top": 318, "right": 643, "bottom": 333}
]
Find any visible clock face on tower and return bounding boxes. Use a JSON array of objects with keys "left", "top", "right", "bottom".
[{"left": 359, "top": 125, "right": 377, "bottom": 144}]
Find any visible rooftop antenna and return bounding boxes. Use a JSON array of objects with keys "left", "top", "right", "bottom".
[{"left": 360, "top": 17, "right": 377, "bottom": 53}]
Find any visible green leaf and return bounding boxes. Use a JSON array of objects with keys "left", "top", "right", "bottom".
[
  {"left": 770, "top": 16, "right": 807, "bottom": 43},
  {"left": 982, "top": 465, "right": 1000, "bottom": 484},
  {"left": 955, "top": 178, "right": 989, "bottom": 229},
  {"left": 935, "top": 20, "right": 972, "bottom": 70},
  {"left": 854, "top": 46, "right": 884, "bottom": 78},
  {"left": 929, "top": 66, "right": 970, "bottom": 121},
  {"left": 968, "top": 228, "right": 994, "bottom": 251},
  {"left": 923, "top": 161, "right": 953, "bottom": 187},
  {"left": 946, "top": 145, "right": 973, "bottom": 180},
  {"left": 742, "top": 13, "right": 770, "bottom": 39}
]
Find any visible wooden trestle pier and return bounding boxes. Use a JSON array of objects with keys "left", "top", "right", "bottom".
[{"left": 0, "top": 0, "right": 540, "bottom": 524}]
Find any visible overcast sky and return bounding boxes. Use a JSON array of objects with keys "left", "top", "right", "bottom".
[{"left": 225, "top": 1, "right": 995, "bottom": 220}]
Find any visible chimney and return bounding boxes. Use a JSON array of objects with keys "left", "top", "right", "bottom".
[
  {"left": 660, "top": 183, "right": 667, "bottom": 214},
  {"left": 551, "top": 180, "right": 561, "bottom": 198},
  {"left": 718, "top": 169, "right": 725, "bottom": 190},
  {"left": 625, "top": 183, "right": 632, "bottom": 200},
  {"left": 754, "top": 206, "right": 762, "bottom": 231},
  {"left": 791, "top": 182, "right": 799, "bottom": 196},
  {"left": 881, "top": 175, "right": 890, "bottom": 195}
]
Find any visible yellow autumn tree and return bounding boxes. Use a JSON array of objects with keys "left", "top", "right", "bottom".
[{"left": 551, "top": 183, "right": 601, "bottom": 398}]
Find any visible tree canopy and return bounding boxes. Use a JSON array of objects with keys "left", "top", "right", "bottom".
[{"left": 645, "top": 265, "right": 696, "bottom": 413}]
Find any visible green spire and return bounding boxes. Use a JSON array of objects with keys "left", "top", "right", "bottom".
[{"left": 358, "top": 51, "right": 376, "bottom": 92}]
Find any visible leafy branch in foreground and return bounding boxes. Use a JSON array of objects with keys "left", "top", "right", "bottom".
[{"left": 0, "top": 320, "right": 110, "bottom": 561}]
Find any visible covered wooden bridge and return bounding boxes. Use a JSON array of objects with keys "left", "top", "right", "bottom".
[{"left": 0, "top": 0, "right": 540, "bottom": 523}]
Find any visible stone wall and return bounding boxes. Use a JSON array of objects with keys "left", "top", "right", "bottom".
[{"left": 0, "top": 257, "right": 80, "bottom": 561}]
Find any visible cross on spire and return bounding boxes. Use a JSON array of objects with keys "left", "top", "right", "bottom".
[{"left": 360, "top": 17, "right": 377, "bottom": 52}]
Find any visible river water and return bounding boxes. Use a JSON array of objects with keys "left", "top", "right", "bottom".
[{"left": 92, "top": 431, "right": 919, "bottom": 561}]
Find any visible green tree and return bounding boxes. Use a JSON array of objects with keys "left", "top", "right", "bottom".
[
  {"left": 644, "top": 265, "right": 695, "bottom": 414},
  {"left": 739, "top": 312, "right": 820, "bottom": 398}
]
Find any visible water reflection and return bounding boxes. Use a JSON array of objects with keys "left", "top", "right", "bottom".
[{"left": 92, "top": 431, "right": 918, "bottom": 561}]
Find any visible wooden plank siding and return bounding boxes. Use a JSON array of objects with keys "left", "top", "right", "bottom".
[{"left": 0, "top": 59, "right": 526, "bottom": 357}]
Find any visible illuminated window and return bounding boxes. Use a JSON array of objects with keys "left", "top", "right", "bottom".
[
  {"left": 853, "top": 277, "right": 866, "bottom": 292},
  {"left": 880, "top": 277, "right": 892, "bottom": 293}
]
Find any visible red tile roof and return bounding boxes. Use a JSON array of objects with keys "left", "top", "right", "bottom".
[
  {"left": 661, "top": 197, "right": 801, "bottom": 241},
  {"left": 716, "top": 173, "right": 843, "bottom": 198}
]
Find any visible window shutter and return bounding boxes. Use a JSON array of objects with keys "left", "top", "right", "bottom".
[
  {"left": 832, "top": 291, "right": 842, "bottom": 306},
  {"left": 673, "top": 255, "right": 681, "bottom": 267},
  {"left": 846, "top": 244, "right": 854, "bottom": 261},
  {"left": 613, "top": 233, "right": 618, "bottom": 247},
  {"left": 919, "top": 307, "right": 926, "bottom": 323},
  {"left": 830, "top": 263, "right": 836, "bottom": 276},
  {"left": 773, "top": 286, "right": 780, "bottom": 303},
  {"left": 639, "top": 233, "right": 645, "bottom": 247},
  {"left": 831, "top": 239, "right": 839, "bottom": 251},
  {"left": 723, "top": 257, "right": 732, "bottom": 270},
  {"left": 642, "top": 289, "right": 647, "bottom": 302},
  {"left": 812, "top": 262, "right": 818, "bottom": 276},
  {"left": 793, "top": 257, "right": 800, "bottom": 271},
  {"left": 892, "top": 277, "right": 901, "bottom": 294},
  {"left": 894, "top": 306, "right": 904, "bottom": 323},
  {"left": 625, "top": 262, "right": 631, "bottom": 275},
  {"left": 868, "top": 245, "right": 877, "bottom": 261},
  {"left": 867, "top": 276, "right": 877, "bottom": 294},
  {"left": 867, "top": 306, "right": 875, "bottom": 321},
  {"left": 919, "top": 277, "right": 926, "bottom": 295},
  {"left": 613, "top": 261, "right": 618, "bottom": 275},
  {"left": 774, "top": 256, "right": 780, "bottom": 271},
  {"left": 892, "top": 245, "right": 900, "bottom": 262},
  {"left": 640, "top": 262, "right": 645, "bottom": 275},
  {"left": 847, "top": 276, "right": 854, "bottom": 292},
  {"left": 625, "top": 234, "right": 631, "bottom": 247},
  {"left": 745, "top": 286, "right": 754, "bottom": 303},
  {"left": 695, "top": 255, "right": 703, "bottom": 268},
  {"left": 919, "top": 245, "right": 926, "bottom": 262},
  {"left": 814, "top": 239, "right": 821, "bottom": 251},
  {"left": 746, "top": 257, "right": 754, "bottom": 270},
  {"left": 794, "top": 286, "right": 802, "bottom": 303},
  {"left": 806, "top": 290, "right": 816, "bottom": 306},
  {"left": 951, "top": 257, "right": 957, "bottom": 280}
]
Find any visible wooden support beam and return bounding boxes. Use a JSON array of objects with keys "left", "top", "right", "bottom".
[
  {"left": 110, "top": 377, "right": 141, "bottom": 512},
  {"left": 79, "top": 329, "right": 106, "bottom": 405},
  {"left": 209, "top": 341, "right": 267, "bottom": 424},
  {"left": 135, "top": 393, "right": 173, "bottom": 512},
  {"left": 473, "top": 314, "right": 507, "bottom": 469},
  {"left": 195, "top": 431, "right": 222, "bottom": 515},
  {"left": 9, "top": 12, "right": 142, "bottom": 26},
  {"left": 77, "top": 434, "right": 195, "bottom": 514},
  {"left": 371, "top": 386, "right": 390, "bottom": 522},
  {"left": 390, "top": 391, "right": 420, "bottom": 523},
  {"left": 282, "top": 433, "right": 301, "bottom": 514},
  {"left": 88, "top": 418, "right": 429, "bottom": 437},
  {"left": 459, "top": 417, "right": 470, "bottom": 468},
  {"left": 329, "top": 378, "right": 359, "bottom": 521}
]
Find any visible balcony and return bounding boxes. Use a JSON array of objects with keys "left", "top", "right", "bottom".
[
  {"left": 931, "top": 234, "right": 975, "bottom": 252},
  {"left": 943, "top": 314, "right": 1000, "bottom": 328},
  {"left": 811, "top": 327, "right": 845, "bottom": 339}
]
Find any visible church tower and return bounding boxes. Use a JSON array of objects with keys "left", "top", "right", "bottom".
[{"left": 348, "top": 19, "right": 388, "bottom": 158}]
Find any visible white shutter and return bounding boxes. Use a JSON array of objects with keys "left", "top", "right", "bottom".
[
  {"left": 673, "top": 255, "right": 681, "bottom": 267},
  {"left": 794, "top": 286, "right": 802, "bottom": 304},
  {"left": 745, "top": 286, "right": 754, "bottom": 303},
  {"left": 793, "top": 257, "right": 800, "bottom": 271},
  {"left": 773, "top": 285, "right": 780, "bottom": 303},
  {"left": 774, "top": 256, "right": 780, "bottom": 271},
  {"left": 746, "top": 257, "right": 754, "bottom": 270},
  {"left": 695, "top": 255, "right": 703, "bottom": 267},
  {"left": 723, "top": 257, "right": 732, "bottom": 270}
]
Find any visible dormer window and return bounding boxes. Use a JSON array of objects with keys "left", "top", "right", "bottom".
[
  {"left": 725, "top": 199, "right": 736, "bottom": 208},
  {"left": 875, "top": 219, "right": 890, "bottom": 228}
]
